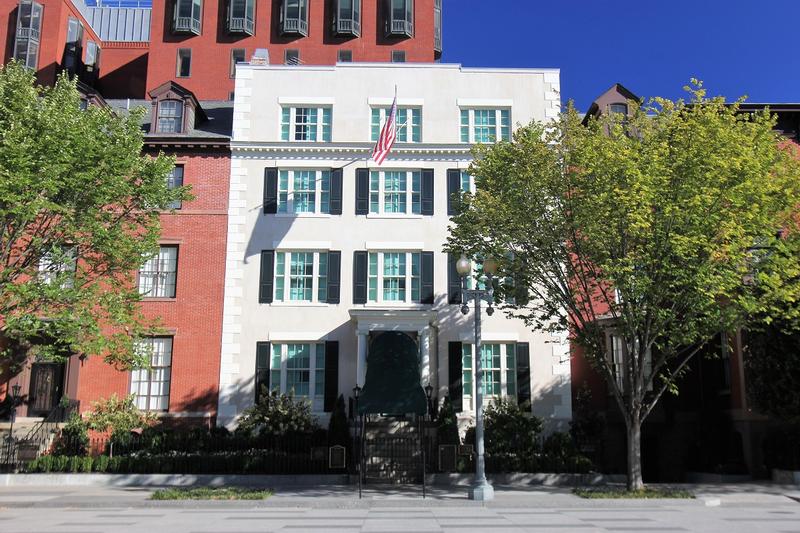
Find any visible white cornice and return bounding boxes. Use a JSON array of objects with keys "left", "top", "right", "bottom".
[{"left": 231, "top": 143, "right": 473, "bottom": 157}]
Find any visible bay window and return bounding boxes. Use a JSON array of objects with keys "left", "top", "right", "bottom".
[
  {"left": 367, "top": 251, "right": 421, "bottom": 303},
  {"left": 371, "top": 107, "right": 421, "bottom": 143},
  {"left": 280, "top": 0, "right": 308, "bottom": 36},
  {"left": 333, "top": 0, "right": 360, "bottom": 36},
  {"left": 13, "top": 0, "right": 43, "bottom": 70},
  {"left": 227, "top": 0, "right": 254, "bottom": 35},
  {"left": 386, "top": 0, "right": 413, "bottom": 37},
  {"left": 281, "top": 107, "right": 332, "bottom": 142},
  {"left": 173, "top": 0, "right": 202, "bottom": 35},
  {"left": 460, "top": 108, "right": 511, "bottom": 143}
]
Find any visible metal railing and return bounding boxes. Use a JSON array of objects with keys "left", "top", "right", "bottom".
[
  {"left": 388, "top": 19, "right": 413, "bottom": 37},
  {"left": 174, "top": 16, "right": 201, "bottom": 35},
  {"left": 282, "top": 17, "right": 308, "bottom": 36},
  {"left": 228, "top": 16, "right": 254, "bottom": 35},
  {"left": 335, "top": 18, "right": 360, "bottom": 36},
  {"left": 16, "top": 26, "right": 40, "bottom": 42}
]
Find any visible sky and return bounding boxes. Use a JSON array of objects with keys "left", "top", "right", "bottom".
[{"left": 441, "top": 0, "right": 800, "bottom": 112}]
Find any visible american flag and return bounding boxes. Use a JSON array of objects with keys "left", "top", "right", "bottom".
[{"left": 371, "top": 94, "right": 398, "bottom": 165}]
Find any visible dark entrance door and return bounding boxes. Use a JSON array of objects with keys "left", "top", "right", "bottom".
[{"left": 28, "top": 363, "right": 65, "bottom": 417}]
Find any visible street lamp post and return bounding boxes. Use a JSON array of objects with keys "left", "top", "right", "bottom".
[
  {"left": 352, "top": 385, "right": 362, "bottom": 499},
  {"left": 456, "top": 254, "right": 497, "bottom": 501}
]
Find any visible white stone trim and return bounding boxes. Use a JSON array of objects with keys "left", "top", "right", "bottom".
[
  {"left": 364, "top": 241, "right": 425, "bottom": 250},
  {"left": 267, "top": 332, "right": 329, "bottom": 341},
  {"left": 368, "top": 97, "right": 425, "bottom": 107},
  {"left": 278, "top": 96, "right": 336, "bottom": 106},
  {"left": 272, "top": 241, "right": 333, "bottom": 249},
  {"left": 457, "top": 98, "right": 513, "bottom": 107},
  {"left": 459, "top": 332, "right": 520, "bottom": 343}
]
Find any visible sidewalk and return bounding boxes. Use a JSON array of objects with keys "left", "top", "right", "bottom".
[{"left": 0, "top": 482, "right": 797, "bottom": 509}]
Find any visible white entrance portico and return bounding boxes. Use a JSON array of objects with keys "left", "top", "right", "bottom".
[{"left": 349, "top": 309, "right": 436, "bottom": 389}]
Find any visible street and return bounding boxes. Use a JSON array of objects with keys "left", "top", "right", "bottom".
[{"left": 0, "top": 484, "right": 798, "bottom": 533}]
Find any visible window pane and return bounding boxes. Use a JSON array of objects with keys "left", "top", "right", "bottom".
[
  {"left": 382, "top": 252, "right": 406, "bottom": 301},
  {"left": 281, "top": 108, "right": 291, "bottom": 141},
  {"left": 462, "top": 344, "right": 473, "bottom": 397},
  {"left": 369, "top": 171, "right": 380, "bottom": 214},
  {"left": 130, "top": 337, "right": 173, "bottom": 412},
  {"left": 396, "top": 108, "right": 407, "bottom": 142},
  {"left": 460, "top": 109, "right": 469, "bottom": 142},
  {"left": 314, "top": 344, "right": 326, "bottom": 397},
  {"left": 411, "top": 252, "right": 420, "bottom": 302},
  {"left": 167, "top": 166, "right": 184, "bottom": 209},
  {"left": 322, "top": 108, "right": 332, "bottom": 142},
  {"left": 157, "top": 100, "right": 183, "bottom": 133},
  {"left": 371, "top": 108, "right": 381, "bottom": 142},
  {"left": 368, "top": 252, "right": 378, "bottom": 301},
  {"left": 506, "top": 344, "right": 517, "bottom": 397},
  {"left": 139, "top": 245, "right": 177, "bottom": 298},
  {"left": 292, "top": 170, "right": 316, "bottom": 213},
  {"left": 500, "top": 109, "right": 510, "bottom": 141},
  {"left": 411, "top": 108, "right": 421, "bottom": 142},
  {"left": 317, "top": 252, "right": 328, "bottom": 302},
  {"left": 275, "top": 252, "right": 285, "bottom": 301},
  {"left": 383, "top": 171, "right": 406, "bottom": 213},
  {"left": 320, "top": 170, "right": 330, "bottom": 214},
  {"left": 289, "top": 252, "right": 313, "bottom": 301},
  {"left": 286, "top": 343, "right": 310, "bottom": 397},
  {"left": 411, "top": 171, "right": 421, "bottom": 214},
  {"left": 278, "top": 170, "right": 289, "bottom": 213}
]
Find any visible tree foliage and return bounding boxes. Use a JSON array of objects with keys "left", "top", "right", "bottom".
[
  {"left": 0, "top": 62, "right": 188, "bottom": 368},
  {"left": 447, "top": 81, "right": 800, "bottom": 488},
  {"left": 745, "top": 319, "right": 800, "bottom": 425}
]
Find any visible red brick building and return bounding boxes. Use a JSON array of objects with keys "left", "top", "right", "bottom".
[{"left": 1, "top": 0, "right": 441, "bottom": 426}]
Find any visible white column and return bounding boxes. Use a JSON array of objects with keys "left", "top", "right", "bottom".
[
  {"left": 356, "top": 330, "right": 368, "bottom": 386},
  {"left": 419, "top": 326, "right": 431, "bottom": 386}
]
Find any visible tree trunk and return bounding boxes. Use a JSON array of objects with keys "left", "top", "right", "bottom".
[{"left": 626, "top": 417, "right": 644, "bottom": 491}]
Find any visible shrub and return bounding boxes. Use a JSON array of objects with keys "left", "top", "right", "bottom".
[
  {"left": 52, "top": 411, "right": 90, "bottom": 456},
  {"left": 436, "top": 396, "right": 461, "bottom": 446},
  {"left": 236, "top": 389, "right": 318, "bottom": 437},
  {"left": 327, "top": 394, "right": 351, "bottom": 448},
  {"left": 85, "top": 394, "right": 158, "bottom": 435},
  {"left": 540, "top": 431, "right": 593, "bottom": 473}
]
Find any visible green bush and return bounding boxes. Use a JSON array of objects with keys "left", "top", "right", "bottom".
[
  {"left": 465, "top": 397, "right": 543, "bottom": 471},
  {"left": 52, "top": 412, "right": 90, "bottom": 456},
  {"left": 436, "top": 396, "right": 461, "bottom": 446},
  {"left": 236, "top": 389, "right": 318, "bottom": 437},
  {"left": 327, "top": 394, "right": 351, "bottom": 449}
]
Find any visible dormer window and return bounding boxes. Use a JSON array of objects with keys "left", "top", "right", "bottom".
[
  {"left": 157, "top": 100, "right": 184, "bottom": 133},
  {"left": 609, "top": 103, "right": 628, "bottom": 116},
  {"left": 386, "top": 0, "right": 413, "bottom": 38},
  {"left": 173, "top": 0, "right": 202, "bottom": 35},
  {"left": 280, "top": 0, "right": 308, "bottom": 36},
  {"left": 333, "top": 0, "right": 360, "bottom": 37}
]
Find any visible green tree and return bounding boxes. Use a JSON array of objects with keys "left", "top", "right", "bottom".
[
  {"left": 447, "top": 82, "right": 800, "bottom": 490},
  {"left": 0, "top": 62, "right": 188, "bottom": 369}
]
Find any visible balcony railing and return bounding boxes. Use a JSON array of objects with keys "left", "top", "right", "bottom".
[
  {"left": 16, "top": 26, "right": 40, "bottom": 42},
  {"left": 174, "top": 16, "right": 201, "bottom": 35},
  {"left": 282, "top": 17, "right": 308, "bottom": 36},
  {"left": 387, "top": 19, "right": 413, "bottom": 37},
  {"left": 434, "top": 34, "right": 441, "bottom": 53},
  {"left": 335, "top": 18, "right": 360, "bottom": 37},
  {"left": 228, "top": 16, "right": 254, "bottom": 35}
]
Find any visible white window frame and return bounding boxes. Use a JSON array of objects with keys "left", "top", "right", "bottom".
[
  {"left": 460, "top": 108, "right": 511, "bottom": 144},
  {"left": 280, "top": 106, "right": 332, "bottom": 142},
  {"left": 274, "top": 250, "right": 329, "bottom": 304},
  {"left": 277, "top": 169, "right": 331, "bottom": 215},
  {"left": 138, "top": 245, "right": 178, "bottom": 298},
  {"left": 367, "top": 251, "right": 421, "bottom": 304},
  {"left": 131, "top": 336, "right": 173, "bottom": 412},
  {"left": 368, "top": 169, "right": 421, "bottom": 216},
  {"left": 459, "top": 170, "right": 476, "bottom": 194},
  {"left": 270, "top": 342, "right": 326, "bottom": 412},
  {"left": 462, "top": 342, "right": 517, "bottom": 412},
  {"left": 370, "top": 106, "right": 421, "bottom": 143},
  {"left": 38, "top": 246, "right": 77, "bottom": 288}
]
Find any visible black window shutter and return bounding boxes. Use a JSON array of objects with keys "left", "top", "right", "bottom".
[
  {"left": 324, "top": 341, "right": 339, "bottom": 412},
  {"left": 448, "top": 341, "right": 463, "bottom": 413},
  {"left": 259, "top": 250, "right": 274, "bottom": 303},
  {"left": 330, "top": 169, "right": 343, "bottom": 215},
  {"left": 263, "top": 168, "right": 278, "bottom": 214},
  {"left": 255, "top": 342, "right": 271, "bottom": 403},
  {"left": 447, "top": 253, "right": 462, "bottom": 304},
  {"left": 355, "top": 168, "right": 369, "bottom": 215},
  {"left": 516, "top": 342, "right": 532, "bottom": 411},
  {"left": 421, "top": 251, "right": 434, "bottom": 304},
  {"left": 327, "top": 251, "right": 341, "bottom": 304},
  {"left": 447, "top": 169, "right": 461, "bottom": 216},
  {"left": 352, "top": 251, "right": 368, "bottom": 304},
  {"left": 421, "top": 169, "right": 434, "bottom": 215}
]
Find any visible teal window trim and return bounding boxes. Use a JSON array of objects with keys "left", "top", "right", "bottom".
[
  {"left": 271, "top": 342, "right": 326, "bottom": 408},
  {"left": 280, "top": 106, "right": 332, "bottom": 142},
  {"left": 276, "top": 169, "right": 331, "bottom": 214},
  {"left": 366, "top": 251, "right": 421, "bottom": 304},
  {"left": 274, "top": 250, "right": 329, "bottom": 303},
  {"left": 370, "top": 106, "right": 422, "bottom": 143},
  {"left": 460, "top": 108, "right": 511, "bottom": 144},
  {"left": 461, "top": 343, "right": 518, "bottom": 409},
  {"left": 368, "top": 170, "right": 421, "bottom": 215}
]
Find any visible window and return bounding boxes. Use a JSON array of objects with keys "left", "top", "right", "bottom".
[
  {"left": 371, "top": 107, "right": 421, "bottom": 143},
  {"left": 391, "top": 50, "right": 406, "bottom": 63},
  {"left": 176, "top": 48, "right": 191, "bottom": 77},
  {"left": 227, "top": 0, "right": 254, "bottom": 35},
  {"left": 280, "top": 0, "right": 308, "bottom": 36},
  {"left": 284, "top": 49, "right": 300, "bottom": 65},
  {"left": 166, "top": 165, "right": 184, "bottom": 209},
  {"left": 63, "top": 17, "right": 83, "bottom": 75},
  {"left": 156, "top": 100, "right": 184, "bottom": 133},
  {"left": 138, "top": 245, "right": 178, "bottom": 298},
  {"left": 367, "top": 251, "right": 421, "bottom": 303},
  {"left": 462, "top": 343, "right": 517, "bottom": 408},
  {"left": 459, "top": 171, "right": 475, "bottom": 194},
  {"left": 173, "top": 0, "right": 202, "bottom": 34},
  {"left": 274, "top": 251, "right": 329, "bottom": 302},
  {"left": 38, "top": 246, "right": 77, "bottom": 288},
  {"left": 13, "top": 0, "right": 43, "bottom": 70},
  {"left": 334, "top": 0, "right": 360, "bottom": 36},
  {"left": 609, "top": 103, "right": 628, "bottom": 116},
  {"left": 84, "top": 41, "right": 100, "bottom": 72},
  {"left": 281, "top": 107, "right": 332, "bottom": 142},
  {"left": 131, "top": 337, "right": 172, "bottom": 411},
  {"left": 337, "top": 49, "right": 352, "bottom": 62},
  {"left": 386, "top": 0, "right": 413, "bottom": 37},
  {"left": 368, "top": 170, "right": 421, "bottom": 215},
  {"left": 460, "top": 108, "right": 510, "bottom": 143},
  {"left": 433, "top": 0, "right": 442, "bottom": 53},
  {"left": 610, "top": 334, "right": 625, "bottom": 390},
  {"left": 230, "top": 48, "right": 245, "bottom": 78},
  {"left": 269, "top": 343, "right": 326, "bottom": 410},
  {"left": 277, "top": 169, "right": 331, "bottom": 214}
]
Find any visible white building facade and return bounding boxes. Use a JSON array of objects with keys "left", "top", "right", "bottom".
[{"left": 218, "top": 63, "right": 571, "bottom": 430}]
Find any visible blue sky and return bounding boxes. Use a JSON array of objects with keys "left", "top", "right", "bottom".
[{"left": 441, "top": 0, "right": 800, "bottom": 112}]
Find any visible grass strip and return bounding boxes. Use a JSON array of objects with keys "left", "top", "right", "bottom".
[
  {"left": 573, "top": 487, "right": 694, "bottom": 499},
  {"left": 150, "top": 487, "right": 273, "bottom": 500}
]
